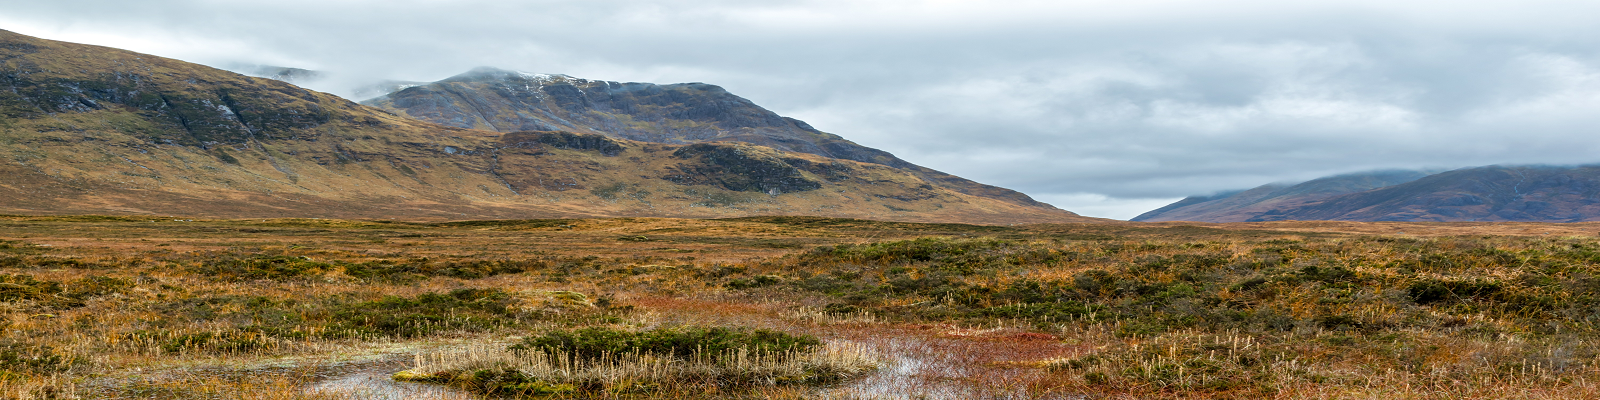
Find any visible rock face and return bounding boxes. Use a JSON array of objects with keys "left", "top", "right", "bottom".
[
  {"left": 499, "top": 131, "right": 625, "bottom": 157},
  {"left": 668, "top": 143, "right": 824, "bottom": 194},
  {"left": 362, "top": 67, "right": 1049, "bottom": 207},
  {"left": 0, "top": 44, "right": 345, "bottom": 146},
  {"left": 365, "top": 68, "right": 817, "bottom": 145},
  {"left": 1136, "top": 166, "right": 1600, "bottom": 222},
  {"left": 0, "top": 30, "right": 1087, "bottom": 224}
]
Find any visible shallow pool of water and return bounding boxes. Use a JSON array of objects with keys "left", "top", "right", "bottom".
[
  {"left": 303, "top": 355, "right": 482, "bottom": 400},
  {"left": 819, "top": 337, "right": 1087, "bottom": 400}
]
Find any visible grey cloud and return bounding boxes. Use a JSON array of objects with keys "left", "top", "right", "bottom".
[{"left": 4, "top": 0, "right": 1600, "bottom": 219}]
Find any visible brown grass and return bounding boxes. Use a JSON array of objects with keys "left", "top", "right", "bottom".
[{"left": 0, "top": 216, "right": 1598, "bottom": 398}]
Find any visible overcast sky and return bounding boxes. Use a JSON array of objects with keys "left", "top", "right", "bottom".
[{"left": 5, "top": 0, "right": 1600, "bottom": 219}]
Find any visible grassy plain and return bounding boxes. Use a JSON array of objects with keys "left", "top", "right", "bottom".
[{"left": 0, "top": 215, "right": 1598, "bottom": 399}]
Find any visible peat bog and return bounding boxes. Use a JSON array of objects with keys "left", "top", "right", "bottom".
[{"left": 0, "top": 215, "right": 1598, "bottom": 399}]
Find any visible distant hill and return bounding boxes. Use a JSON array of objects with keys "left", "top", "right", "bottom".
[
  {"left": 360, "top": 67, "right": 1049, "bottom": 207},
  {"left": 1133, "top": 170, "right": 1430, "bottom": 222},
  {"left": 1136, "top": 166, "right": 1600, "bottom": 222},
  {"left": 0, "top": 30, "right": 1089, "bottom": 224}
]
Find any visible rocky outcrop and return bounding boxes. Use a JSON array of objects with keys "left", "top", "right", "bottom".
[
  {"left": 0, "top": 46, "right": 361, "bottom": 146},
  {"left": 668, "top": 143, "right": 823, "bottom": 194},
  {"left": 499, "top": 131, "right": 624, "bottom": 156}
]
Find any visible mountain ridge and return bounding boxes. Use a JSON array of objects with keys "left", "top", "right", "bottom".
[
  {"left": 1256, "top": 165, "right": 1600, "bottom": 222},
  {"left": 360, "top": 67, "right": 1050, "bottom": 208},
  {"left": 1133, "top": 170, "right": 1431, "bottom": 222},
  {"left": 0, "top": 30, "right": 1088, "bottom": 224},
  {"left": 1136, "top": 166, "right": 1600, "bottom": 222}
]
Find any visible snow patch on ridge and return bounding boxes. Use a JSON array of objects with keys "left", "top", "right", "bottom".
[{"left": 515, "top": 71, "right": 577, "bottom": 83}]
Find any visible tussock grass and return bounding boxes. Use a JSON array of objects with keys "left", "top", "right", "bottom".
[
  {"left": 396, "top": 327, "right": 877, "bottom": 396},
  {"left": 7, "top": 216, "right": 1600, "bottom": 398},
  {"left": 1041, "top": 327, "right": 1600, "bottom": 395},
  {"left": 716, "top": 234, "right": 1600, "bottom": 397},
  {"left": 782, "top": 306, "right": 882, "bottom": 325}
]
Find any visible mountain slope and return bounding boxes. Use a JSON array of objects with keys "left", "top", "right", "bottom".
[
  {"left": 1258, "top": 165, "right": 1600, "bottom": 222},
  {"left": 1133, "top": 170, "right": 1431, "bottom": 222},
  {"left": 360, "top": 67, "right": 1048, "bottom": 207},
  {"left": 0, "top": 30, "right": 1086, "bottom": 224},
  {"left": 1138, "top": 166, "right": 1600, "bottom": 223}
]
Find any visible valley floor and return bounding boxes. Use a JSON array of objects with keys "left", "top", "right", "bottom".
[{"left": 0, "top": 215, "right": 1597, "bottom": 399}]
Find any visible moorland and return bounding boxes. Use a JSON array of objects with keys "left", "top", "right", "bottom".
[{"left": 0, "top": 215, "right": 1598, "bottom": 399}]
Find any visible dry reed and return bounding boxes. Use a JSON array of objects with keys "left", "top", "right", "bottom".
[{"left": 397, "top": 340, "right": 878, "bottom": 392}]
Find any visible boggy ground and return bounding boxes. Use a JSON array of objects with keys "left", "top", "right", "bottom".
[{"left": 0, "top": 215, "right": 1598, "bottom": 399}]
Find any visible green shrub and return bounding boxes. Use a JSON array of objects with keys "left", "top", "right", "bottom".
[
  {"left": 983, "top": 301, "right": 1113, "bottom": 323},
  {"left": 327, "top": 289, "right": 522, "bottom": 338},
  {"left": 821, "top": 237, "right": 1013, "bottom": 266},
  {"left": 511, "top": 326, "right": 821, "bottom": 361},
  {"left": 191, "top": 256, "right": 330, "bottom": 281},
  {"left": 151, "top": 331, "right": 273, "bottom": 354},
  {"left": 344, "top": 258, "right": 547, "bottom": 282},
  {"left": 450, "top": 369, "right": 576, "bottom": 396},
  {"left": 726, "top": 274, "right": 782, "bottom": 289},
  {"left": 1299, "top": 265, "right": 1360, "bottom": 284},
  {"left": 1408, "top": 279, "right": 1502, "bottom": 305},
  {"left": 0, "top": 274, "right": 130, "bottom": 308},
  {"left": 401, "top": 326, "right": 869, "bottom": 397},
  {"left": 0, "top": 340, "right": 74, "bottom": 376},
  {"left": 0, "top": 274, "right": 58, "bottom": 302}
]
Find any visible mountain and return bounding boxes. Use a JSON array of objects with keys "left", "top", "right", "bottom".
[
  {"left": 1134, "top": 170, "right": 1430, "bottom": 222},
  {"left": 1256, "top": 165, "right": 1600, "bottom": 222},
  {"left": 0, "top": 30, "right": 1087, "bottom": 224},
  {"left": 360, "top": 67, "right": 1048, "bottom": 207},
  {"left": 1137, "top": 166, "right": 1600, "bottom": 222}
]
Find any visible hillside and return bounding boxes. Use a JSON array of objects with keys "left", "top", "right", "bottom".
[
  {"left": 1133, "top": 170, "right": 1430, "bottom": 222},
  {"left": 1259, "top": 165, "right": 1600, "bottom": 222},
  {"left": 0, "top": 30, "right": 1089, "bottom": 224},
  {"left": 1137, "top": 166, "right": 1600, "bottom": 222},
  {"left": 360, "top": 67, "right": 1048, "bottom": 207}
]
